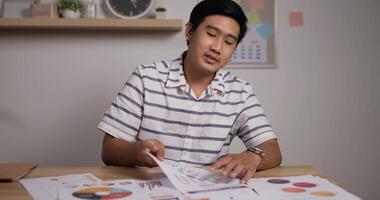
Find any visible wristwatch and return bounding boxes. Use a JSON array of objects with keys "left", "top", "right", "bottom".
[{"left": 246, "top": 146, "right": 265, "bottom": 159}]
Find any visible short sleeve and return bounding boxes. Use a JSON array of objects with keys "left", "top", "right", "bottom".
[
  {"left": 234, "top": 85, "right": 277, "bottom": 148},
  {"left": 97, "top": 67, "right": 144, "bottom": 142}
]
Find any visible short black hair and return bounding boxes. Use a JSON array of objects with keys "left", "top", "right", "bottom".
[{"left": 188, "top": 0, "right": 248, "bottom": 44}]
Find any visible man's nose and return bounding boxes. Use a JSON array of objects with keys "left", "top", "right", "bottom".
[{"left": 210, "top": 38, "right": 223, "bottom": 55}]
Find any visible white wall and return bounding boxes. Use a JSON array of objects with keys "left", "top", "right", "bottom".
[{"left": 1, "top": 0, "right": 379, "bottom": 199}]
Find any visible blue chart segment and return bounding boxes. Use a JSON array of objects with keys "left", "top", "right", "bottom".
[{"left": 267, "top": 179, "right": 290, "bottom": 184}]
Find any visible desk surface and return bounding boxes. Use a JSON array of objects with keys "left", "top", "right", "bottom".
[{"left": 0, "top": 166, "right": 327, "bottom": 200}]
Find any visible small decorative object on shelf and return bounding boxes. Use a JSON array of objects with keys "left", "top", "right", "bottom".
[
  {"left": 85, "top": 0, "right": 96, "bottom": 19},
  {"left": 155, "top": 6, "right": 166, "bottom": 19},
  {"left": 30, "top": 4, "right": 59, "bottom": 18},
  {"left": 57, "top": 0, "right": 84, "bottom": 19}
]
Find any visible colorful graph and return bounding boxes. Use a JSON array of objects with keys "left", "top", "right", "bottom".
[
  {"left": 266, "top": 178, "right": 337, "bottom": 196},
  {"left": 72, "top": 187, "right": 132, "bottom": 199}
]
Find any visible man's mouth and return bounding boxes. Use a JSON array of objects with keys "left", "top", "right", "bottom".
[{"left": 205, "top": 54, "right": 219, "bottom": 64}]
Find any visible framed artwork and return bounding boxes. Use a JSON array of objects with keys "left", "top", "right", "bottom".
[
  {"left": 229, "top": 0, "right": 276, "bottom": 69},
  {"left": 1, "top": 0, "right": 34, "bottom": 18}
]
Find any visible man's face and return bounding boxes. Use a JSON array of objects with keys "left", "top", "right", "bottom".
[{"left": 186, "top": 15, "right": 240, "bottom": 74}]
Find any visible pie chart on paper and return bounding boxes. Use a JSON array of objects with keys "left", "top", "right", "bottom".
[{"left": 72, "top": 187, "right": 132, "bottom": 199}]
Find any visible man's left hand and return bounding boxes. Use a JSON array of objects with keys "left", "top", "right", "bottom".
[{"left": 210, "top": 151, "right": 261, "bottom": 184}]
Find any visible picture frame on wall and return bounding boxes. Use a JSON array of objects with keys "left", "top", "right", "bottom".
[
  {"left": 228, "top": 0, "right": 277, "bottom": 69},
  {"left": 1, "top": 0, "right": 34, "bottom": 18}
]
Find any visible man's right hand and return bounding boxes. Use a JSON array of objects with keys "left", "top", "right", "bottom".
[
  {"left": 133, "top": 139, "right": 165, "bottom": 167},
  {"left": 102, "top": 134, "right": 166, "bottom": 167}
]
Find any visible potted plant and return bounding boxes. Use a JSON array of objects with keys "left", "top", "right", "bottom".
[
  {"left": 58, "top": 0, "right": 85, "bottom": 19},
  {"left": 155, "top": 6, "right": 166, "bottom": 19}
]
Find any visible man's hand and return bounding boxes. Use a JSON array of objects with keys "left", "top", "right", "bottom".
[
  {"left": 134, "top": 139, "right": 165, "bottom": 167},
  {"left": 210, "top": 151, "right": 261, "bottom": 184}
]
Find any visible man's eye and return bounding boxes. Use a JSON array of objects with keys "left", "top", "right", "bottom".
[
  {"left": 225, "top": 39, "right": 236, "bottom": 45},
  {"left": 225, "top": 41, "right": 234, "bottom": 45},
  {"left": 207, "top": 32, "right": 216, "bottom": 37}
]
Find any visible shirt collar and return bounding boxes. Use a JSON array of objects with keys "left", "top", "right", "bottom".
[
  {"left": 165, "top": 51, "right": 228, "bottom": 96},
  {"left": 165, "top": 54, "right": 186, "bottom": 88},
  {"left": 209, "top": 69, "right": 228, "bottom": 96}
]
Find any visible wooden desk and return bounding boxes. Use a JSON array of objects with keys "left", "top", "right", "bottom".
[{"left": 0, "top": 166, "right": 327, "bottom": 200}]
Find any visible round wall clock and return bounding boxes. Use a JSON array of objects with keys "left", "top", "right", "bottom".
[{"left": 106, "top": 0, "right": 155, "bottom": 19}]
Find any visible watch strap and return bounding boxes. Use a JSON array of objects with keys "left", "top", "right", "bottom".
[{"left": 246, "top": 146, "right": 265, "bottom": 158}]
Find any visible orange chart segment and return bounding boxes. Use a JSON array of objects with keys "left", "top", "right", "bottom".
[
  {"left": 311, "top": 191, "right": 336, "bottom": 197},
  {"left": 282, "top": 187, "right": 306, "bottom": 193}
]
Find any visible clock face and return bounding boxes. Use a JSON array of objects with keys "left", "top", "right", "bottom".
[{"left": 107, "top": 0, "right": 154, "bottom": 19}]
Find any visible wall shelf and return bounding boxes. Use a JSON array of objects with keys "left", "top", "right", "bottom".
[{"left": 0, "top": 18, "right": 183, "bottom": 31}]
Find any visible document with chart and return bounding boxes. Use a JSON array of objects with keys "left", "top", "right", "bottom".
[{"left": 148, "top": 153, "right": 256, "bottom": 196}]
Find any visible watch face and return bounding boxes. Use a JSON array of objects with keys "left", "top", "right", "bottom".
[{"left": 107, "top": 0, "right": 153, "bottom": 19}]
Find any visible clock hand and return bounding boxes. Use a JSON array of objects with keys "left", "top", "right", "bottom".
[{"left": 130, "top": 0, "right": 137, "bottom": 8}]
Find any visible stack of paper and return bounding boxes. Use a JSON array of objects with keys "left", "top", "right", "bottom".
[
  {"left": 20, "top": 173, "right": 102, "bottom": 200},
  {"left": 19, "top": 156, "right": 361, "bottom": 200},
  {"left": 0, "top": 163, "right": 37, "bottom": 181},
  {"left": 21, "top": 174, "right": 258, "bottom": 200},
  {"left": 148, "top": 153, "right": 260, "bottom": 199}
]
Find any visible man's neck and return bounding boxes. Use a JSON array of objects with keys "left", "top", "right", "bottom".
[{"left": 183, "top": 54, "right": 215, "bottom": 98}]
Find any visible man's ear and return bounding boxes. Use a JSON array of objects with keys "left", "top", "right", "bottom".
[{"left": 185, "top": 23, "right": 193, "bottom": 42}]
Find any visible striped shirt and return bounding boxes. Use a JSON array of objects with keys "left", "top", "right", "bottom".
[{"left": 98, "top": 54, "right": 276, "bottom": 166}]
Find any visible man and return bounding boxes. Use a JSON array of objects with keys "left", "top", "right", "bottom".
[{"left": 98, "top": 0, "right": 281, "bottom": 184}]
